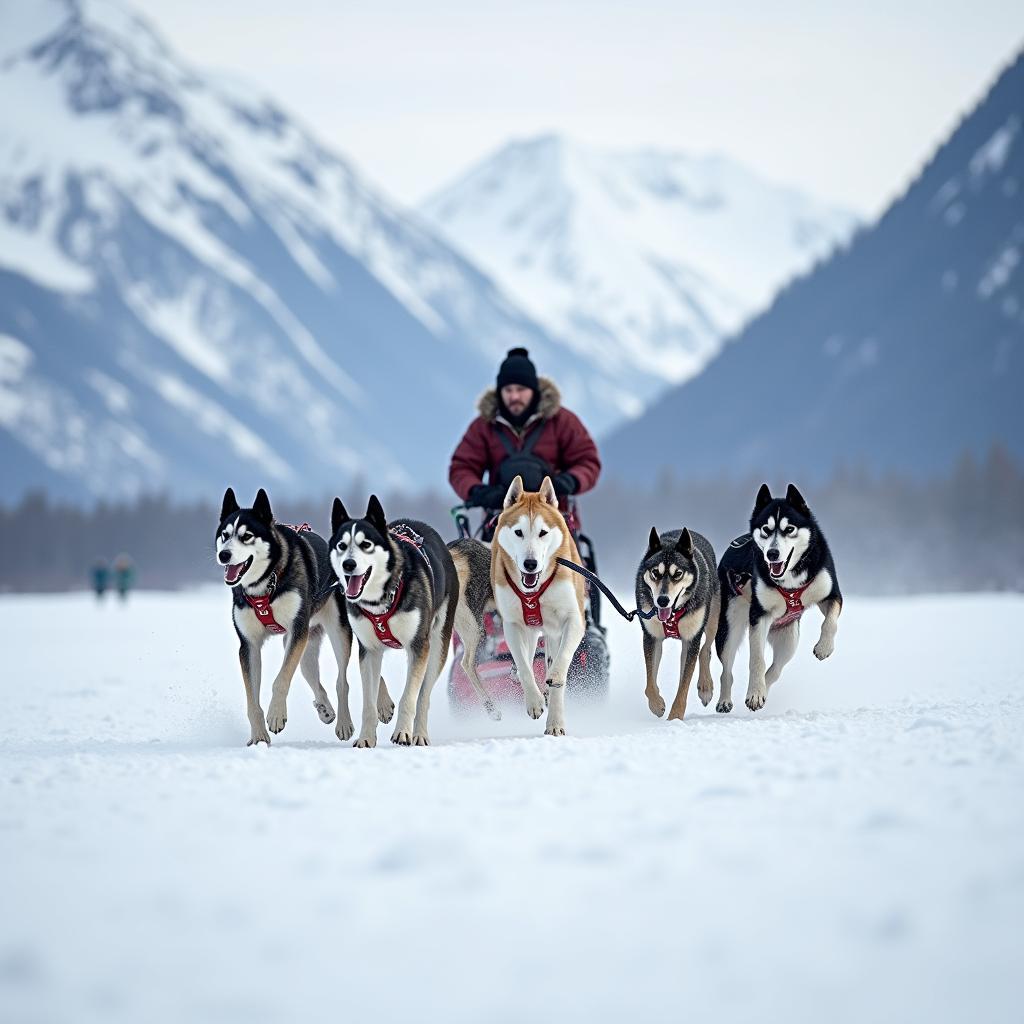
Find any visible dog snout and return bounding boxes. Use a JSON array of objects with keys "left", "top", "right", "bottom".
[
  {"left": 342, "top": 558, "right": 357, "bottom": 574},
  {"left": 656, "top": 594, "right": 670, "bottom": 607},
  {"left": 218, "top": 549, "right": 231, "bottom": 564},
  {"left": 767, "top": 547, "right": 780, "bottom": 561},
  {"left": 523, "top": 558, "right": 538, "bottom": 572}
]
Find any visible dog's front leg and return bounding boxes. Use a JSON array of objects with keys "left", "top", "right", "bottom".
[
  {"left": 355, "top": 644, "right": 384, "bottom": 748},
  {"left": 392, "top": 640, "right": 430, "bottom": 746},
  {"left": 668, "top": 637, "right": 700, "bottom": 720},
  {"left": 504, "top": 621, "right": 545, "bottom": 719},
  {"left": 716, "top": 598, "right": 746, "bottom": 714},
  {"left": 266, "top": 624, "right": 309, "bottom": 734},
  {"left": 544, "top": 615, "right": 584, "bottom": 737},
  {"left": 765, "top": 620, "right": 800, "bottom": 687},
  {"left": 642, "top": 628, "right": 666, "bottom": 717},
  {"left": 813, "top": 598, "right": 842, "bottom": 661},
  {"left": 745, "top": 614, "right": 772, "bottom": 711},
  {"left": 239, "top": 640, "right": 270, "bottom": 746},
  {"left": 324, "top": 613, "right": 355, "bottom": 741}
]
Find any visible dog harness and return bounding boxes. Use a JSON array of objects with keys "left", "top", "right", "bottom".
[
  {"left": 360, "top": 576, "right": 407, "bottom": 649},
  {"left": 503, "top": 569, "right": 558, "bottom": 627},
  {"left": 242, "top": 571, "right": 287, "bottom": 634},
  {"left": 771, "top": 582, "right": 812, "bottom": 630}
]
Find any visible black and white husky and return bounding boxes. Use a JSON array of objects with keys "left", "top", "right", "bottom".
[
  {"left": 215, "top": 487, "right": 394, "bottom": 746},
  {"left": 716, "top": 484, "right": 842, "bottom": 713},
  {"left": 329, "top": 495, "right": 459, "bottom": 748},
  {"left": 635, "top": 527, "right": 720, "bottom": 720}
]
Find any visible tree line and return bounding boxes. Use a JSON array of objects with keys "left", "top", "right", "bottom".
[{"left": 1, "top": 445, "right": 1020, "bottom": 595}]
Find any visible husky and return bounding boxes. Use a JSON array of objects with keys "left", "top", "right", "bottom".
[
  {"left": 329, "top": 495, "right": 458, "bottom": 747},
  {"left": 635, "top": 527, "right": 720, "bottom": 720},
  {"left": 451, "top": 475, "right": 586, "bottom": 736},
  {"left": 716, "top": 484, "right": 842, "bottom": 713},
  {"left": 215, "top": 487, "right": 394, "bottom": 746}
]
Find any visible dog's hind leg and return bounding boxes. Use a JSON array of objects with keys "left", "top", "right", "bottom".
[
  {"left": 413, "top": 605, "right": 453, "bottom": 746},
  {"left": 354, "top": 645, "right": 385, "bottom": 748},
  {"left": 453, "top": 599, "right": 501, "bottom": 721},
  {"left": 765, "top": 621, "right": 800, "bottom": 688},
  {"left": 716, "top": 598, "right": 746, "bottom": 714},
  {"left": 543, "top": 613, "right": 585, "bottom": 737},
  {"left": 698, "top": 592, "right": 721, "bottom": 708},
  {"left": 300, "top": 626, "right": 336, "bottom": 726},
  {"left": 813, "top": 598, "right": 842, "bottom": 661},
  {"left": 668, "top": 637, "right": 700, "bottom": 721},
  {"left": 642, "top": 628, "right": 665, "bottom": 717},
  {"left": 324, "top": 612, "right": 355, "bottom": 741},
  {"left": 239, "top": 640, "right": 271, "bottom": 746},
  {"left": 392, "top": 641, "right": 430, "bottom": 746}
]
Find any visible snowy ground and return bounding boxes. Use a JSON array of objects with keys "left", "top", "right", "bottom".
[{"left": 1, "top": 587, "right": 1021, "bottom": 1023}]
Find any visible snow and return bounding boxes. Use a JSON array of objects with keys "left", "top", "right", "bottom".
[
  {"left": 969, "top": 115, "right": 1020, "bottom": 179},
  {"left": 1, "top": 587, "right": 1020, "bottom": 1023},
  {"left": 0, "top": 217, "right": 96, "bottom": 293}
]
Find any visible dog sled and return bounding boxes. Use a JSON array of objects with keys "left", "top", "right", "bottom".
[{"left": 446, "top": 498, "right": 611, "bottom": 713}]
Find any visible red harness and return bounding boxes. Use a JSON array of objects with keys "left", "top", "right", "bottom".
[
  {"left": 243, "top": 571, "right": 287, "bottom": 634},
  {"left": 771, "top": 582, "right": 812, "bottom": 630},
  {"left": 360, "top": 576, "right": 407, "bottom": 649},
  {"left": 503, "top": 569, "right": 558, "bottom": 627}
]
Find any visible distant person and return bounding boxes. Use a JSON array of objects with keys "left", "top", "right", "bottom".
[
  {"left": 91, "top": 559, "right": 109, "bottom": 600},
  {"left": 113, "top": 554, "right": 135, "bottom": 601},
  {"left": 449, "top": 347, "right": 601, "bottom": 531}
]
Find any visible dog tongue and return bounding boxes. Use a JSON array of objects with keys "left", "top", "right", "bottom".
[
  {"left": 345, "top": 571, "right": 368, "bottom": 598},
  {"left": 224, "top": 561, "right": 246, "bottom": 584},
  {"left": 522, "top": 571, "right": 539, "bottom": 589},
  {"left": 770, "top": 561, "right": 784, "bottom": 577},
  {"left": 658, "top": 606, "right": 672, "bottom": 622}
]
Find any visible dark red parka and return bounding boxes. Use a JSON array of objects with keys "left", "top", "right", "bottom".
[{"left": 449, "top": 378, "right": 602, "bottom": 501}]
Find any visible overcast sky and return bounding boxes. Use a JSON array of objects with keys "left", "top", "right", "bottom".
[{"left": 133, "top": 0, "right": 1024, "bottom": 217}]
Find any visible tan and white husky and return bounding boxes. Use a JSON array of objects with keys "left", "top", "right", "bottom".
[{"left": 451, "top": 475, "right": 586, "bottom": 736}]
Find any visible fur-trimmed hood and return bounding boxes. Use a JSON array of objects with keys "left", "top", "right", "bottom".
[{"left": 476, "top": 377, "right": 562, "bottom": 423}]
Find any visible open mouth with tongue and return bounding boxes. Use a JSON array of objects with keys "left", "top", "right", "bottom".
[
  {"left": 657, "top": 603, "right": 677, "bottom": 623},
  {"left": 520, "top": 570, "right": 541, "bottom": 590},
  {"left": 344, "top": 568, "right": 371, "bottom": 599},
  {"left": 224, "top": 556, "right": 253, "bottom": 585},
  {"left": 767, "top": 550, "right": 793, "bottom": 580}
]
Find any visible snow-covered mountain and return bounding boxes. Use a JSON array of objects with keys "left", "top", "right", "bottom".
[
  {"left": 602, "top": 52, "right": 1024, "bottom": 482},
  {"left": 420, "top": 136, "right": 859, "bottom": 416},
  {"left": 0, "top": 0, "right": 586, "bottom": 503}
]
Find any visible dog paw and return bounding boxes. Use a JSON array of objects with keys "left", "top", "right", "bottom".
[
  {"left": 716, "top": 699, "right": 733, "bottom": 714},
  {"left": 314, "top": 701, "right": 336, "bottom": 725},
  {"left": 412, "top": 733, "right": 430, "bottom": 746},
  {"left": 813, "top": 638, "right": 835, "bottom": 661},
  {"left": 377, "top": 689, "right": 395, "bottom": 724},
  {"left": 544, "top": 722, "right": 566, "bottom": 736},
  {"left": 266, "top": 700, "right": 287, "bottom": 734},
  {"left": 745, "top": 685, "right": 767, "bottom": 712},
  {"left": 335, "top": 717, "right": 355, "bottom": 742},
  {"left": 646, "top": 692, "right": 666, "bottom": 718},
  {"left": 698, "top": 679, "right": 714, "bottom": 707},
  {"left": 391, "top": 728, "right": 413, "bottom": 746},
  {"left": 483, "top": 698, "right": 502, "bottom": 722},
  {"left": 526, "top": 698, "right": 545, "bottom": 720},
  {"left": 353, "top": 735, "right": 376, "bottom": 749},
  {"left": 247, "top": 724, "right": 271, "bottom": 746}
]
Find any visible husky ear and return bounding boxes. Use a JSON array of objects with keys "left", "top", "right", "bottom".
[
  {"left": 786, "top": 483, "right": 810, "bottom": 516},
  {"left": 220, "top": 487, "right": 239, "bottom": 521},
  {"left": 647, "top": 527, "right": 661, "bottom": 556},
  {"left": 252, "top": 488, "right": 273, "bottom": 523},
  {"left": 503, "top": 475, "right": 525, "bottom": 509},
  {"left": 538, "top": 476, "right": 558, "bottom": 507},
  {"left": 365, "top": 494, "right": 387, "bottom": 534},
  {"left": 754, "top": 483, "right": 773, "bottom": 514},
  {"left": 331, "top": 497, "right": 349, "bottom": 536},
  {"left": 675, "top": 527, "right": 693, "bottom": 558}
]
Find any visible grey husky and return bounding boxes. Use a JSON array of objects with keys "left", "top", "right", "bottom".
[
  {"left": 635, "top": 527, "right": 720, "bottom": 720},
  {"left": 215, "top": 487, "right": 394, "bottom": 746}
]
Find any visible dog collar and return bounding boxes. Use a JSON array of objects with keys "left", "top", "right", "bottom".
[
  {"left": 360, "top": 576, "right": 407, "bottom": 649},
  {"left": 243, "top": 571, "right": 287, "bottom": 633},
  {"left": 504, "top": 568, "right": 557, "bottom": 627},
  {"left": 771, "top": 581, "right": 812, "bottom": 630}
]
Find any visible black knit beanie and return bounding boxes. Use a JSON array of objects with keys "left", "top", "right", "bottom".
[{"left": 496, "top": 347, "right": 539, "bottom": 392}]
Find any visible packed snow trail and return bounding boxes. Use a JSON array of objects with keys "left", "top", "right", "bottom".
[{"left": 1, "top": 588, "right": 1021, "bottom": 1023}]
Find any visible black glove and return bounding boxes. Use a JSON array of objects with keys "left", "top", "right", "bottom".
[
  {"left": 467, "top": 483, "right": 505, "bottom": 510},
  {"left": 552, "top": 472, "right": 579, "bottom": 497}
]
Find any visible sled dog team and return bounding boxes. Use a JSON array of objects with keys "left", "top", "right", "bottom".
[{"left": 216, "top": 478, "right": 841, "bottom": 747}]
